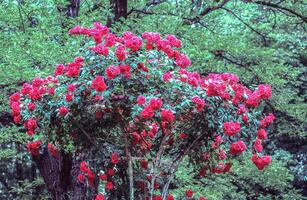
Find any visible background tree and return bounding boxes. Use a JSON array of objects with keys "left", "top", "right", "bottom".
[{"left": 0, "top": 0, "right": 306, "bottom": 199}]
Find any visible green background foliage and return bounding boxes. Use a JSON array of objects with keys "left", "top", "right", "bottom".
[{"left": 0, "top": 0, "right": 306, "bottom": 199}]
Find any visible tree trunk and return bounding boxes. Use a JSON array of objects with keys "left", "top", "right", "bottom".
[
  {"left": 107, "top": 0, "right": 128, "bottom": 26},
  {"left": 67, "top": 0, "right": 81, "bottom": 18},
  {"left": 33, "top": 147, "right": 86, "bottom": 200}
]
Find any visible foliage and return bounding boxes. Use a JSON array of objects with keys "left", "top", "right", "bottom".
[{"left": 0, "top": 0, "right": 306, "bottom": 199}]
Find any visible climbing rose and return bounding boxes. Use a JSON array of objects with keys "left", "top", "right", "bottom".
[
  {"left": 105, "top": 181, "right": 114, "bottom": 190},
  {"left": 92, "top": 76, "right": 107, "bottom": 92},
  {"left": 223, "top": 122, "right": 241, "bottom": 136},
  {"left": 99, "top": 173, "right": 107, "bottom": 181},
  {"left": 78, "top": 174, "right": 85, "bottom": 183},
  {"left": 28, "top": 103, "right": 36, "bottom": 111},
  {"left": 161, "top": 109, "right": 175, "bottom": 122},
  {"left": 251, "top": 154, "right": 271, "bottom": 170},
  {"left": 105, "top": 65, "right": 121, "bottom": 80},
  {"left": 166, "top": 194, "right": 174, "bottom": 200},
  {"left": 185, "top": 189, "right": 193, "bottom": 198},
  {"left": 95, "top": 194, "right": 105, "bottom": 200},
  {"left": 27, "top": 140, "right": 41, "bottom": 156},
  {"left": 140, "top": 160, "right": 148, "bottom": 169},
  {"left": 48, "top": 143, "right": 58, "bottom": 157},
  {"left": 54, "top": 64, "right": 65, "bottom": 76},
  {"left": 141, "top": 105, "right": 155, "bottom": 119},
  {"left": 59, "top": 106, "right": 69, "bottom": 117},
  {"left": 192, "top": 96, "right": 205, "bottom": 112},
  {"left": 257, "top": 84, "right": 272, "bottom": 99},
  {"left": 257, "top": 129, "right": 267, "bottom": 140},
  {"left": 260, "top": 113, "right": 275, "bottom": 128},
  {"left": 111, "top": 152, "right": 119, "bottom": 164},
  {"left": 149, "top": 98, "right": 163, "bottom": 110},
  {"left": 107, "top": 168, "right": 115, "bottom": 176},
  {"left": 137, "top": 95, "right": 146, "bottom": 105},
  {"left": 230, "top": 140, "right": 247, "bottom": 155},
  {"left": 254, "top": 139, "right": 263, "bottom": 153},
  {"left": 65, "top": 93, "right": 73, "bottom": 102}
]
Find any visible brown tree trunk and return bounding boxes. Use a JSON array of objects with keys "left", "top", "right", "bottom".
[
  {"left": 33, "top": 147, "right": 86, "bottom": 200},
  {"left": 107, "top": 0, "right": 128, "bottom": 26},
  {"left": 67, "top": 0, "right": 81, "bottom": 18}
]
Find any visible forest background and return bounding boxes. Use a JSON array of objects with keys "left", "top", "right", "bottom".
[{"left": 0, "top": 0, "right": 306, "bottom": 199}]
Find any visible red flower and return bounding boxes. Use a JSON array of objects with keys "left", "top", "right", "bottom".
[
  {"left": 257, "top": 129, "right": 267, "bottom": 140},
  {"left": 111, "top": 152, "right": 119, "bottom": 164},
  {"left": 141, "top": 105, "right": 155, "bottom": 120},
  {"left": 67, "top": 84, "right": 76, "bottom": 92},
  {"left": 80, "top": 161, "right": 89, "bottom": 173},
  {"left": 163, "top": 71, "right": 173, "bottom": 82},
  {"left": 166, "top": 194, "right": 174, "bottom": 200},
  {"left": 92, "top": 76, "right": 107, "bottom": 92},
  {"left": 260, "top": 113, "right": 275, "bottom": 128},
  {"left": 105, "top": 65, "right": 121, "bottom": 80},
  {"left": 65, "top": 93, "right": 73, "bottom": 102},
  {"left": 54, "top": 64, "right": 65, "bottom": 76},
  {"left": 223, "top": 122, "right": 241, "bottom": 136},
  {"left": 47, "top": 143, "right": 58, "bottom": 157},
  {"left": 14, "top": 115, "right": 21, "bottom": 124},
  {"left": 212, "top": 163, "right": 232, "bottom": 174},
  {"left": 105, "top": 181, "right": 114, "bottom": 190},
  {"left": 192, "top": 96, "right": 205, "bottom": 112},
  {"left": 89, "top": 44, "right": 109, "bottom": 56},
  {"left": 95, "top": 194, "right": 105, "bottom": 200},
  {"left": 137, "top": 95, "right": 146, "bottom": 105},
  {"left": 24, "top": 118, "right": 38, "bottom": 132},
  {"left": 115, "top": 45, "right": 126, "bottom": 61},
  {"left": 107, "top": 168, "right": 115, "bottom": 176},
  {"left": 59, "top": 106, "right": 69, "bottom": 117},
  {"left": 230, "top": 140, "right": 247, "bottom": 155},
  {"left": 27, "top": 140, "right": 41, "bottom": 156},
  {"left": 199, "top": 197, "right": 208, "bottom": 200},
  {"left": 28, "top": 103, "right": 36, "bottom": 111},
  {"left": 175, "top": 53, "right": 191, "bottom": 68},
  {"left": 125, "top": 36, "right": 142, "bottom": 52},
  {"left": 99, "top": 173, "right": 107, "bottom": 181},
  {"left": 140, "top": 160, "right": 148, "bottom": 169},
  {"left": 179, "top": 133, "right": 187, "bottom": 139},
  {"left": 11, "top": 102, "right": 20, "bottom": 116},
  {"left": 237, "top": 105, "right": 246, "bottom": 115},
  {"left": 161, "top": 109, "right": 175, "bottom": 122},
  {"left": 149, "top": 98, "right": 163, "bottom": 110},
  {"left": 254, "top": 139, "right": 263, "bottom": 153},
  {"left": 186, "top": 189, "right": 193, "bottom": 198},
  {"left": 77, "top": 174, "right": 85, "bottom": 183},
  {"left": 251, "top": 154, "right": 271, "bottom": 170},
  {"left": 212, "top": 135, "right": 222, "bottom": 149},
  {"left": 257, "top": 84, "right": 272, "bottom": 100}
]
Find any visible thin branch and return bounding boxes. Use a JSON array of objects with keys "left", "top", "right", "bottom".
[
  {"left": 253, "top": 1, "right": 307, "bottom": 23},
  {"left": 222, "top": 7, "right": 268, "bottom": 45}
]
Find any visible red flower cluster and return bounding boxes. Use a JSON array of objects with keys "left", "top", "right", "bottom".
[
  {"left": 47, "top": 143, "right": 58, "bottom": 157},
  {"left": 223, "top": 122, "right": 241, "bottom": 136},
  {"left": 79, "top": 161, "right": 96, "bottom": 187},
  {"left": 111, "top": 152, "right": 119, "bottom": 164},
  {"left": 92, "top": 76, "right": 107, "bottom": 92},
  {"left": 251, "top": 154, "right": 271, "bottom": 170},
  {"left": 27, "top": 140, "right": 41, "bottom": 156},
  {"left": 192, "top": 96, "right": 205, "bottom": 112},
  {"left": 230, "top": 140, "right": 247, "bottom": 155}
]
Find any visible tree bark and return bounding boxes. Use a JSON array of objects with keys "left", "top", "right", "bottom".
[
  {"left": 107, "top": 0, "right": 128, "bottom": 26},
  {"left": 67, "top": 0, "right": 81, "bottom": 18},
  {"left": 33, "top": 147, "right": 86, "bottom": 200}
]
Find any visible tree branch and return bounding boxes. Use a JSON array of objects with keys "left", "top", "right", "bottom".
[{"left": 252, "top": 1, "right": 307, "bottom": 23}]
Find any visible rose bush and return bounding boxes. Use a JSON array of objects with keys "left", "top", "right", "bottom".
[{"left": 9, "top": 22, "right": 275, "bottom": 200}]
